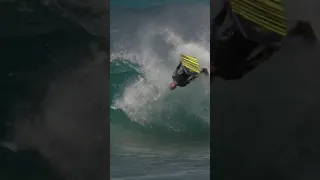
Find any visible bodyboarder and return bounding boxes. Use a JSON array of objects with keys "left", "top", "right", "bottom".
[{"left": 169, "top": 54, "right": 209, "bottom": 90}]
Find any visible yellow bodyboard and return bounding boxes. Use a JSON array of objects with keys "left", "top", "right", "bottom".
[
  {"left": 180, "top": 54, "right": 200, "bottom": 73},
  {"left": 231, "top": 0, "right": 288, "bottom": 36}
]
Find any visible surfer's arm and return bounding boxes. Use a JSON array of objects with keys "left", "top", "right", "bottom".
[
  {"left": 176, "top": 61, "right": 182, "bottom": 69},
  {"left": 186, "top": 76, "right": 196, "bottom": 85},
  {"left": 172, "top": 62, "right": 182, "bottom": 78},
  {"left": 186, "top": 72, "right": 202, "bottom": 84}
]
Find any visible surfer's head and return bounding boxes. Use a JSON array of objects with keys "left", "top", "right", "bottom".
[{"left": 169, "top": 82, "right": 177, "bottom": 90}]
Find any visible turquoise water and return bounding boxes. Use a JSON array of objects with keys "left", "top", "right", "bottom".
[{"left": 110, "top": 0, "right": 210, "bottom": 179}]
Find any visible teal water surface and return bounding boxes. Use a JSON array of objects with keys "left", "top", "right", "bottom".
[{"left": 110, "top": 0, "right": 210, "bottom": 179}]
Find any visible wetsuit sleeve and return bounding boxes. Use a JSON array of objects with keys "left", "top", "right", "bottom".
[
  {"left": 186, "top": 74, "right": 198, "bottom": 85},
  {"left": 172, "top": 62, "right": 182, "bottom": 79},
  {"left": 176, "top": 62, "right": 182, "bottom": 69}
]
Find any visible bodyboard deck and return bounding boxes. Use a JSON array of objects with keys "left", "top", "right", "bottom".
[{"left": 180, "top": 54, "right": 200, "bottom": 74}]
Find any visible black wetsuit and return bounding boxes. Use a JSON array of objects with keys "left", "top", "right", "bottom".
[
  {"left": 172, "top": 62, "right": 198, "bottom": 87},
  {"left": 211, "top": 2, "right": 276, "bottom": 81}
]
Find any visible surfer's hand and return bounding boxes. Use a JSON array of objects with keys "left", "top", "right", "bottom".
[{"left": 201, "top": 68, "right": 209, "bottom": 76}]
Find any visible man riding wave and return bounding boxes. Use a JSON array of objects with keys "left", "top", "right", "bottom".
[{"left": 169, "top": 54, "right": 209, "bottom": 90}]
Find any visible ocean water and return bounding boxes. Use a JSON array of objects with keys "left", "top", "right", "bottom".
[{"left": 110, "top": 0, "right": 210, "bottom": 179}]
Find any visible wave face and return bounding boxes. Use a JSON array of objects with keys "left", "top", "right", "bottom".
[{"left": 110, "top": 0, "right": 210, "bottom": 179}]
